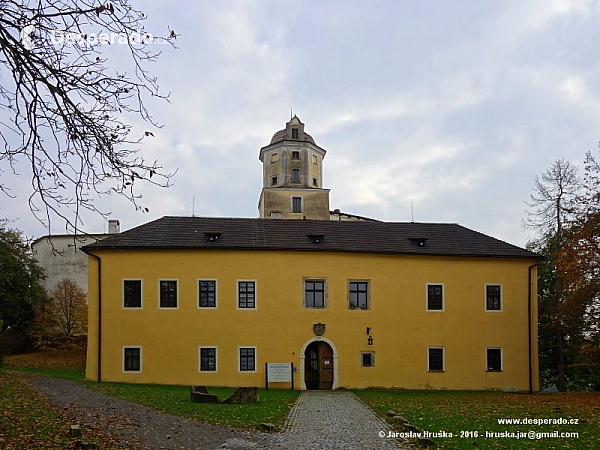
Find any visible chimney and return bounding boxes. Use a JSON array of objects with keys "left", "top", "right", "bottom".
[{"left": 108, "top": 219, "right": 120, "bottom": 234}]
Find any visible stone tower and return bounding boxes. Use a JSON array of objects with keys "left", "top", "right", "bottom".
[{"left": 258, "top": 116, "right": 330, "bottom": 220}]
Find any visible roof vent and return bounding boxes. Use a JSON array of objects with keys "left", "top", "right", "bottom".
[
  {"left": 409, "top": 237, "right": 428, "bottom": 248},
  {"left": 204, "top": 232, "right": 222, "bottom": 242},
  {"left": 108, "top": 219, "right": 120, "bottom": 234},
  {"left": 307, "top": 234, "right": 325, "bottom": 244}
]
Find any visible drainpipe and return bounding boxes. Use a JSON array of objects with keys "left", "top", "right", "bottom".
[
  {"left": 87, "top": 252, "right": 102, "bottom": 382},
  {"left": 528, "top": 263, "right": 539, "bottom": 394}
]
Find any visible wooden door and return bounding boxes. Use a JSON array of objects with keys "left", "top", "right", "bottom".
[{"left": 304, "top": 341, "right": 334, "bottom": 390}]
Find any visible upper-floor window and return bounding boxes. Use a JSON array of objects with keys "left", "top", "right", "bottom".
[
  {"left": 238, "top": 280, "right": 256, "bottom": 309},
  {"left": 159, "top": 279, "right": 178, "bottom": 308},
  {"left": 486, "top": 284, "right": 502, "bottom": 311},
  {"left": 312, "top": 177, "right": 318, "bottom": 187},
  {"left": 305, "top": 280, "right": 326, "bottom": 308},
  {"left": 198, "top": 280, "right": 216, "bottom": 308},
  {"left": 292, "top": 168, "right": 301, "bottom": 183},
  {"left": 427, "top": 284, "right": 444, "bottom": 311},
  {"left": 271, "top": 176, "right": 278, "bottom": 186},
  {"left": 292, "top": 196, "right": 302, "bottom": 213},
  {"left": 349, "top": 281, "right": 369, "bottom": 309},
  {"left": 292, "top": 150, "right": 300, "bottom": 159},
  {"left": 123, "top": 279, "right": 142, "bottom": 308},
  {"left": 270, "top": 152, "right": 278, "bottom": 163},
  {"left": 312, "top": 154, "right": 318, "bottom": 165},
  {"left": 292, "top": 128, "right": 299, "bottom": 139}
]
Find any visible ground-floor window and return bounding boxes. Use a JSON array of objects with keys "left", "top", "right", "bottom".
[
  {"left": 199, "top": 347, "right": 217, "bottom": 372},
  {"left": 486, "top": 348, "right": 502, "bottom": 372},
  {"left": 428, "top": 347, "right": 444, "bottom": 372},
  {"left": 239, "top": 347, "right": 256, "bottom": 372},
  {"left": 123, "top": 346, "right": 142, "bottom": 372},
  {"left": 361, "top": 351, "right": 375, "bottom": 367}
]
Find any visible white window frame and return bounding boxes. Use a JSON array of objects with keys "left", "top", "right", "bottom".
[
  {"left": 485, "top": 283, "right": 503, "bottom": 312},
  {"left": 197, "top": 279, "right": 218, "bottom": 309},
  {"left": 360, "top": 351, "right": 375, "bottom": 368},
  {"left": 426, "top": 283, "right": 445, "bottom": 312},
  {"left": 122, "top": 345, "right": 142, "bottom": 373},
  {"left": 236, "top": 279, "right": 257, "bottom": 310},
  {"left": 486, "top": 347, "right": 503, "bottom": 372},
  {"left": 238, "top": 346, "right": 257, "bottom": 373},
  {"left": 122, "top": 278, "right": 143, "bottom": 309},
  {"left": 158, "top": 278, "right": 179, "bottom": 309},
  {"left": 427, "top": 347, "right": 445, "bottom": 372},
  {"left": 198, "top": 346, "right": 218, "bottom": 373}
]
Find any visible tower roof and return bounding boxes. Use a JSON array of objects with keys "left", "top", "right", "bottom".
[{"left": 268, "top": 115, "right": 316, "bottom": 145}]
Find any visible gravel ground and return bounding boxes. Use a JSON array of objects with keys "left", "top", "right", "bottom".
[{"left": 28, "top": 375, "right": 278, "bottom": 449}]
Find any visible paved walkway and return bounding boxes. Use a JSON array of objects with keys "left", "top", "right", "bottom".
[
  {"left": 28, "top": 375, "right": 406, "bottom": 449},
  {"left": 274, "top": 391, "right": 405, "bottom": 449}
]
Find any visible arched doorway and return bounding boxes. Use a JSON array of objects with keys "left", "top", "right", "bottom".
[{"left": 304, "top": 340, "right": 334, "bottom": 390}]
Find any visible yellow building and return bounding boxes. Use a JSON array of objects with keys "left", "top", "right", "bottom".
[{"left": 83, "top": 118, "right": 540, "bottom": 392}]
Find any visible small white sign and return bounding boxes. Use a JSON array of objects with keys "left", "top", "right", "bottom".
[{"left": 267, "top": 363, "right": 292, "bottom": 382}]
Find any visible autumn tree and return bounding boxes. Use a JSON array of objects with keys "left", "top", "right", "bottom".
[
  {"left": 0, "top": 1, "right": 177, "bottom": 234},
  {"left": 47, "top": 278, "right": 87, "bottom": 339},
  {"left": 526, "top": 159, "right": 581, "bottom": 391},
  {"left": 555, "top": 150, "right": 600, "bottom": 388}
]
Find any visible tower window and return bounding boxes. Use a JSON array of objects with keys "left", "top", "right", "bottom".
[
  {"left": 270, "top": 153, "right": 278, "bottom": 164},
  {"left": 313, "top": 177, "right": 318, "bottom": 187},
  {"left": 292, "top": 196, "right": 302, "bottom": 213},
  {"left": 292, "top": 151, "right": 300, "bottom": 160},
  {"left": 271, "top": 176, "right": 278, "bottom": 186},
  {"left": 292, "top": 168, "right": 301, "bottom": 183},
  {"left": 292, "top": 128, "right": 299, "bottom": 139}
]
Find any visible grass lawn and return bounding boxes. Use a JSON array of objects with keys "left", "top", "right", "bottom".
[
  {"left": 355, "top": 389, "right": 600, "bottom": 449},
  {"left": 85, "top": 382, "right": 299, "bottom": 431}
]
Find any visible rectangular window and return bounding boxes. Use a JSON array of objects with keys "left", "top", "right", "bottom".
[
  {"left": 270, "top": 152, "right": 278, "bottom": 163},
  {"left": 427, "top": 284, "right": 444, "bottom": 311},
  {"left": 486, "top": 348, "right": 502, "bottom": 372},
  {"left": 428, "top": 347, "right": 444, "bottom": 372},
  {"left": 486, "top": 284, "right": 502, "bottom": 311},
  {"left": 292, "top": 128, "right": 299, "bottom": 139},
  {"left": 292, "top": 150, "right": 300, "bottom": 159},
  {"left": 239, "top": 347, "right": 256, "bottom": 372},
  {"left": 123, "top": 346, "right": 141, "bottom": 372},
  {"left": 349, "top": 281, "right": 369, "bottom": 309},
  {"left": 198, "top": 280, "right": 216, "bottom": 308},
  {"left": 305, "top": 280, "right": 325, "bottom": 308},
  {"left": 238, "top": 281, "right": 256, "bottom": 309},
  {"left": 271, "top": 176, "right": 278, "bottom": 186},
  {"left": 312, "top": 154, "right": 318, "bottom": 165},
  {"left": 361, "top": 352, "right": 375, "bottom": 367},
  {"left": 292, "top": 196, "right": 302, "bottom": 213},
  {"left": 199, "top": 347, "right": 217, "bottom": 372},
  {"left": 123, "top": 279, "right": 142, "bottom": 308},
  {"left": 312, "top": 177, "right": 318, "bottom": 187},
  {"left": 159, "top": 280, "right": 178, "bottom": 308},
  {"left": 292, "top": 168, "right": 301, "bottom": 183}
]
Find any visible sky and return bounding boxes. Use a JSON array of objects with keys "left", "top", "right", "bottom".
[{"left": 2, "top": 0, "right": 600, "bottom": 247}]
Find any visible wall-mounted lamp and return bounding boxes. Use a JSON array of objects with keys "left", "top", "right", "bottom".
[
  {"left": 366, "top": 327, "right": 372, "bottom": 335},
  {"left": 368, "top": 335, "right": 374, "bottom": 345}
]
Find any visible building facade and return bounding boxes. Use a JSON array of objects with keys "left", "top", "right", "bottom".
[{"left": 84, "top": 119, "right": 539, "bottom": 391}]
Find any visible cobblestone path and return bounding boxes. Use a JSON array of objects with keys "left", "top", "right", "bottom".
[{"left": 273, "top": 390, "right": 405, "bottom": 449}]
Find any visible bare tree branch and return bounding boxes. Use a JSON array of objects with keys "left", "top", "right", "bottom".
[{"left": 0, "top": 1, "right": 178, "bottom": 234}]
